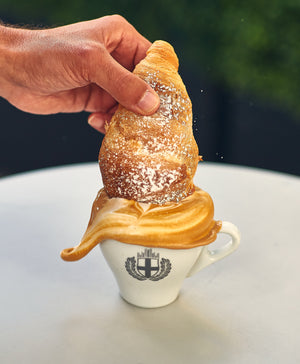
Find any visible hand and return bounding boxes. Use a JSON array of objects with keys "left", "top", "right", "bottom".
[{"left": 0, "top": 15, "right": 160, "bottom": 133}]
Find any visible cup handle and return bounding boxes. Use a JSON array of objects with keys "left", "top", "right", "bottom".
[{"left": 186, "top": 221, "right": 241, "bottom": 277}]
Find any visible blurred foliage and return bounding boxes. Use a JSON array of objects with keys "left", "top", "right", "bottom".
[{"left": 1, "top": 0, "right": 299, "bottom": 116}]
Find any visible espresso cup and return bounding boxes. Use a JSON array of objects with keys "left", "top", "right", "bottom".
[{"left": 100, "top": 221, "right": 240, "bottom": 308}]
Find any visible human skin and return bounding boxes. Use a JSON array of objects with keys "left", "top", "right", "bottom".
[{"left": 0, "top": 15, "right": 160, "bottom": 133}]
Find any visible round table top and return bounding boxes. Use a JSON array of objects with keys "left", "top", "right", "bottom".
[{"left": 0, "top": 162, "right": 299, "bottom": 364}]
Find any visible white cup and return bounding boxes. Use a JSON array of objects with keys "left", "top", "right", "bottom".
[{"left": 100, "top": 221, "right": 240, "bottom": 308}]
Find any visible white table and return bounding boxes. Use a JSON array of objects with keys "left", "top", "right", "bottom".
[{"left": 0, "top": 163, "right": 299, "bottom": 364}]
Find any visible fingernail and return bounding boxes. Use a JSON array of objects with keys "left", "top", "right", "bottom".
[
  {"left": 88, "top": 114, "right": 107, "bottom": 133},
  {"left": 88, "top": 114, "right": 95, "bottom": 126},
  {"left": 137, "top": 90, "right": 160, "bottom": 114}
]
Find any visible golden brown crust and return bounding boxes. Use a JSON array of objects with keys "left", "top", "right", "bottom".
[{"left": 99, "top": 40, "right": 199, "bottom": 204}]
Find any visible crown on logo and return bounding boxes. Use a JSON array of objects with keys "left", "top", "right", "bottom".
[{"left": 137, "top": 248, "right": 159, "bottom": 260}]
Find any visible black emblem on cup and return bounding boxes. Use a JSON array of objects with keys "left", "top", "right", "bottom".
[{"left": 125, "top": 248, "right": 172, "bottom": 281}]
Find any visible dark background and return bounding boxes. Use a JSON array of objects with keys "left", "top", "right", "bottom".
[{"left": 1, "top": 0, "right": 299, "bottom": 177}]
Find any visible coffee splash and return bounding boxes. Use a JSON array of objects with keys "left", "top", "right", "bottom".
[{"left": 61, "top": 187, "right": 221, "bottom": 261}]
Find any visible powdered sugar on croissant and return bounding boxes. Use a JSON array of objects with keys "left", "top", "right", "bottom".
[{"left": 99, "top": 40, "right": 199, "bottom": 204}]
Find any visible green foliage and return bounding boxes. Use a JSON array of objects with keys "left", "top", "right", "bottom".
[{"left": 1, "top": 0, "right": 299, "bottom": 116}]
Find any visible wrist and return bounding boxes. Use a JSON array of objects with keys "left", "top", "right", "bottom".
[
  {"left": 0, "top": 26, "right": 18, "bottom": 99},
  {"left": 0, "top": 25, "right": 32, "bottom": 100}
]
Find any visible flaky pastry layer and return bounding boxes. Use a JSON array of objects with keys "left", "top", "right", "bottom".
[{"left": 61, "top": 188, "right": 221, "bottom": 261}]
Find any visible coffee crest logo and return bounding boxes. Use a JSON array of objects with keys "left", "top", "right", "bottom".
[{"left": 125, "top": 248, "right": 172, "bottom": 281}]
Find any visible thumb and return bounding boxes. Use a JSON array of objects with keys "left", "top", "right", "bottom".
[{"left": 90, "top": 49, "right": 160, "bottom": 115}]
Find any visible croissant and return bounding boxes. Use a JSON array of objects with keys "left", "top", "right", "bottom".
[
  {"left": 99, "top": 40, "right": 199, "bottom": 204},
  {"left": 60, "top": 41, "right": 220, "bottom": 262}
]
